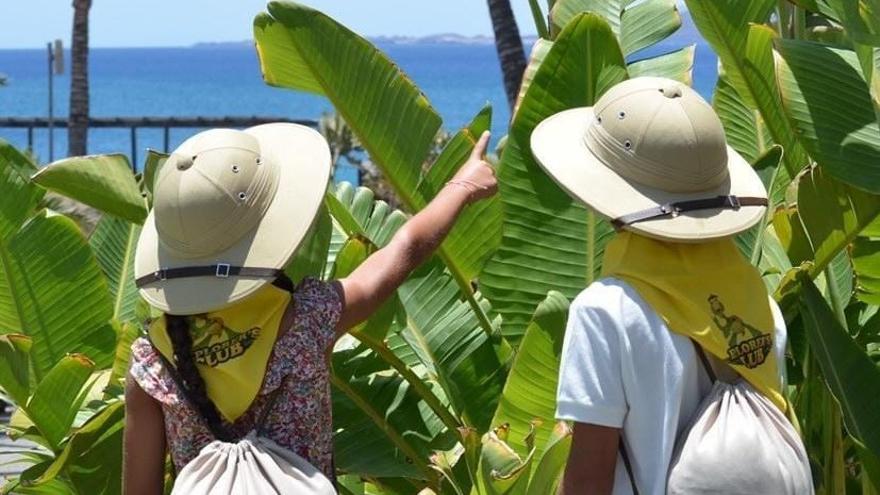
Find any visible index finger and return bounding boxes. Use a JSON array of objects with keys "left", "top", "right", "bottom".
[{"left": 470, "top": 131, "right": 491, "bottom": 159}]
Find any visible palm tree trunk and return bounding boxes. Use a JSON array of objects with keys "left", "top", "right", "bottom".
[
  {"left": 68, "top": 0, "right": 92, "bottom": 157},
  {"left": 487, "top": 0, "right": 527, "bottom": 111}
]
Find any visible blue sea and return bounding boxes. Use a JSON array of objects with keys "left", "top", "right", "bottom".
[{"left": 0, "top": 31, "right": 716, "bottom": 181}]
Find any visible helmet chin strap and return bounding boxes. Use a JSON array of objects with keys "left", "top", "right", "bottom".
[
  {"left": 136, "top": 264, "right": 284, "bottom": 288},
  {"left": 610, "top": 195, "right": 768, "bottom": 230}
]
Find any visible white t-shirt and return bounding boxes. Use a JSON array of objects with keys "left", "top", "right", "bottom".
[{"left": 556, "top": 278, "right": 787, "bottom": 495}]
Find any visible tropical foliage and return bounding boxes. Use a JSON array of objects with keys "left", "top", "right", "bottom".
[{"left": 1, "top": 0, "right": 880, "bottom": 494}]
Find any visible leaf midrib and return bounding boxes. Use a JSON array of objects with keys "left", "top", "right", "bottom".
[{"left": 112, "top": 224, "right": 137, "bottom": 320}]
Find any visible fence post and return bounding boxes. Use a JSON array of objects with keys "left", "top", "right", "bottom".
[{"left": 130, "top": 127, "right": 137, "bottom": 170}]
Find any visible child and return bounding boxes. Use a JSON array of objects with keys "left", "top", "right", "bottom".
[
  {"left": 123, "top": 124, "right": 496, "bottom": 493},
  {"left": 530, "top": 77, "right": 791, "bottom": 494}
]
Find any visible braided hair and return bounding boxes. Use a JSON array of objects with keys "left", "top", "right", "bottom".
[{"left": 165, "top": 274, "right": 295, "bottom": 441}]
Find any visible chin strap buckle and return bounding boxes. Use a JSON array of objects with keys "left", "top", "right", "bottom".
[{"left": 215, "top": 263, "right": 231, "bottom": 278}]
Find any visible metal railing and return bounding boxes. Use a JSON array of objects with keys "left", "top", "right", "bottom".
[{"left": 0, "top": 116, "right": 319, "bottom": 165}]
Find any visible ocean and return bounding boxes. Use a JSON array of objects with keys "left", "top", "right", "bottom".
[{"left": 0, "top": 31, "right": 716, "bottom": 181}]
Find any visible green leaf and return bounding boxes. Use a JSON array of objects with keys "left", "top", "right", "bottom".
[
  {"left": 141, "top": 149, "right": 168, "bottom": 198},
  {"left": 774, "top": 39, "right": 880, "bottom": 194},
  {"left": 398, "top": 260, "right": 508, "bottom": 432},
  {"left": 619, "top": 0, "right": 681, "bottom": 56},
  {"left": 550, "top": 0, "right": 679, "bottom": 57},
  {"left": 627, "top": 45, "right": 695, "bottom": 84},
  {"left": 712, "top": 74, "right": 775, "bottom": 164},
  {"left": 854, "top": 238, "right": 880, "bottom": 305},
  {"left": 550, "top": 0, "right": 624, "bottom": 39},
  {"left": 515, "top": 39, "right": 554, "bottom": 115},
  {"left": 255, "top": 2, "right": 499, "bottom": 340},
  {"left": 526, "top": 422, "right": 572, "bottom": 495},
  {"left": 331, "top": 372, "right": 437, "bottom": 481},
  {"left": 823, "top": 0, "right": 880, "bottom": 46},
  {"left": 490, "top": 292, "right": 569, "bottom": 470},
  {"left": 108, "top": 322, "right": 140, "bottom": 391},
  {"left": 775, "top": 167, "right": 880, "bottom": 278},
  {"left": 0, "top": 211, "right": 116, "bottom": 378},
  {"left": 481, "top": 13, "right": 625, "bottom": 340},
  {"left": 0, "top": 141, "right": 44, "bottom": 241},
  {"left": 477, "top": 425, "right": 533, "bottom": 495},
  {"left": 800, "top": 277, "right": 880, "bottom": 459},
  {"left": 734, "top": 146, "right": 784, "bottom": 263},
  {"left": 684, "top": 2, "right": 809, "bottom": 176},
  {"left": 0, "top": 334, "right": 32, "bottom": 405},
  {"left": 254, "top": 1, "right": 441, "bottom": 211},
  {"left": 55, "top": 402, "right": 124, "bottom": 495},
  {"left": 31, "top": 154, "right": 147, "bottom": 225},
  {"left": 25, "top": 354, "right": 95, "bottom": 449},
  {"left": 327, "top": 184, "right": 408, "bottom": 250},
  {"left": 89, "top": 216, "right": 141, "bottom": 322},
  {"left": 529, "top": 0, "right": 550, "bottom": 39},
  {"left": 683, "top": 0, "right": 774, "bottom": 106},
  {"left": 286, "top": 203, "right": 332, "bottom": 283},
  {"left": 332, "top": 237, "right": 371, "bottom": 279}
]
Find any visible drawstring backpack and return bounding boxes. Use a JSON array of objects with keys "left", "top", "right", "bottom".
[
  {"left": 620, "top": 341, "right": 813, "bottom": 494},
  {"left": 154, "top": 348, "right": 337, "bottom": 495}
]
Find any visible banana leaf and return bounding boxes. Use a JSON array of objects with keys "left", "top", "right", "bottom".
[
  {"left": 0, "top": 211, "right": 116, "bottom": 378},
  {"left": 255, "top": 2, "right": 503, "bottom": 339},
  {"left": 713, "top": 75, "right": 776, "bottom": 165},
  {"left": 398, "top": 259, "right": 507, "bottom": 431},
  {"left": 24, "top": 354, "right": 95, "bottom": 450},
  {"left": 627, "top": 45, "right": 695, "bottom": 84},
  {"left": 774, "top": 39, "right": 880, "bottom": 194},
  {"left": 550, "top": 0, "right": 679, "bottom": 57},
  {"left": 331, "top": 370, "right": 441, "bottom": 483},
  {"left": 618, "top": 0, "right": 681, "bottom": 56},
  {"left": 286, "top": 203, "right": 333, "bottom": 283},
  {"left": 822, "top": 0, "right": 880, "bottom": 46},
  {"left": 734, "top": 146, "right": 784, "bottom": 264},
  {"left": 0, "top": 141, "right": 44, "bottom": 240},
  {"left": 89, "top": 216, "right": 141, "bottom": 322},
  {"left": 526, "top": 422, "right": 572, "bottom": 495},
  {"left": 480, "top": 13, "right": 626, "bottom": 340},
  {"left": 31, "top": 154, "right": 147, "bottom": 225},
  {"left": 800, "top": 277, "right": 880, "bottom": 459},
  {"left": 254, "top": 1, "right": 440, "bottom": 210},
  {"left": 489, "top": 292, "right": 569, "bottom": 468},
  {"left": 684, "top": 1, "right": 809, "bottom": 176},
  {"left": 774, "top": 167, "right": 880, "bottom": 279},
  {"left": 0, "top": 334, "right": 32, "bottom": 406}
]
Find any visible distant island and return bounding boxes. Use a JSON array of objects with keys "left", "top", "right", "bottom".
[
  {"left": 193, "top": 19, "right": 702, "bottom": 49},
  {"left": 192, "top": 33, "right": 539, "bottom": 49}
]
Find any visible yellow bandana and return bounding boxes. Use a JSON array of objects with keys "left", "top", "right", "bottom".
[
  {"left": 601, "top": 231, "right": 785, "bottom": 411},
  {"left": 149, "top": 284, "right": 291, "bottom": 422}
]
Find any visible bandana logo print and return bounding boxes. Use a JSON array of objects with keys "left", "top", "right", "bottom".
[
  {"left": 708, "top": 295, "right": 773, "bottom": 369},
  {"left": 189, "top": 316, "right": 261, "bottom": 367}
]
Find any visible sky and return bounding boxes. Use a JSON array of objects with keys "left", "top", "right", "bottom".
[{"left": 2, "top": 0, "right": 546, "bottom": 49}]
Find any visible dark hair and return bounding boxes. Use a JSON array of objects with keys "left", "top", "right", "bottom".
[{"left": 165, "top": 274, "right": 295, "bottom": 440}]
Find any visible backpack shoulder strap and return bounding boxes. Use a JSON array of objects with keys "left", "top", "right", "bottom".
[
  {"left": 690, "top": 339, "right": 717, "bottom": 383},
  {"left": 255, "top": 377, "right": 288, "bottom": 436},
  {"left": 619, "top": 438, "right": 640, "bottom": 495}
]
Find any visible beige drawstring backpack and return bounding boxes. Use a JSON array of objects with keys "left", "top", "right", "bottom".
[
  {"left": 156, "top": 349, "right": 337, "bottom": 495},
  {"left": 620, "top": 342, "right": 813, "bottom": 494},
  {"left": 665, "top": 343, "right": 812, "bottom": 494}
]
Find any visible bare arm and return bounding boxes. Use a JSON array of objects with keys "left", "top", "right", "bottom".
[
  {"left": 124, "top": 375, "right": 166, "bottom": 495},
  {"left": 559, "top": 422, "right": 621, "bottom": 495},
  {"left": 335, "top": 131, "right": 497, "bottom": 332}
]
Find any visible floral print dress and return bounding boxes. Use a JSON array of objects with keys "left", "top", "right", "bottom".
[{"left": 128, "top": 278, "right": 341, "bottom": 479}]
